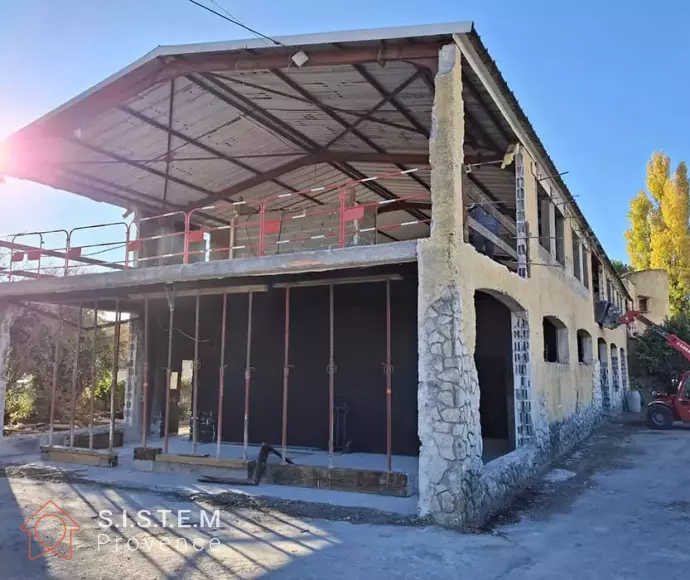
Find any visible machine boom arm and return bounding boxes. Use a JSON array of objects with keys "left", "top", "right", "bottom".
[{"left": 618, "top": 310, "right": 690, "bottom": 364}]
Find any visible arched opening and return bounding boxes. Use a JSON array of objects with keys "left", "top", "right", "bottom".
[
  {"left": 577, "top": 329, "right": 593, "bottom": 363},
  {"left": 610, "top": 343, "right": 620, "bottom": 391},
  {"left": 598, "top": 338, "right": 611, "bottom": 412},
  {"left": 543, "top": 316, "right": 569, "bottom": 363},
  {"left": 474, "top": 290, "right": 517, "bottom": 462}
]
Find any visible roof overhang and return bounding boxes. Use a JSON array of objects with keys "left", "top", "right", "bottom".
[
  {"left": 0, "top": 20, "right": 627, "bottom": 292},
  {"left": 2, "top": 22, "right": 474, "bottom": 231}
]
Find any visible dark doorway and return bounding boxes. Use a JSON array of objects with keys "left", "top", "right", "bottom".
[{"left": 474, "top": 291, "right": 515, "bottom": 462}]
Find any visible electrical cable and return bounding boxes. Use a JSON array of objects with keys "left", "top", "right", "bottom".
[{"left": 187, "top": 0, "right": 283, "bottom": 46}]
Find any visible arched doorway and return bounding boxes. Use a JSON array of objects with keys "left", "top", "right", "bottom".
[
  {"left": 598, "top": 338, "right": 610, "bottom": 414},
  {"left": 474, "top": 290, "right": 519, "bottom": 462}
]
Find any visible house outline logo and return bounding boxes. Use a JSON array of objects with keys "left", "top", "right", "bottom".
[{"left": 20, "top": 500, "right": 80, "bottom": 560}]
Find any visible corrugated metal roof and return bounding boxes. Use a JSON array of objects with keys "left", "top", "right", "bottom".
[{"left": 0, "top": 21, "right": 624, "bottom": 287}]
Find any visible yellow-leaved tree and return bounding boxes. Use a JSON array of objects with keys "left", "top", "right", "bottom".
[{"left": 624, "top": 152, "right": 690, "bottom": 313}]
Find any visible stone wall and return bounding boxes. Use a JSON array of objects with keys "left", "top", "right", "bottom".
[{"left": 418, "top": 285, "right": 483, "bottom": 526}]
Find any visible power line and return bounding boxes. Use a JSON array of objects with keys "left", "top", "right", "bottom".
[
  {"left": 187, "top": 0, "right": 283, "bottom": 46},
  {"left": 207, "top": 0, "right": 239, "bottom": 20}
]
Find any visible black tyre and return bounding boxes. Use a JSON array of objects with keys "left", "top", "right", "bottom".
[{"left": 647, "top": 405, "right": 674, "bottom": 429}]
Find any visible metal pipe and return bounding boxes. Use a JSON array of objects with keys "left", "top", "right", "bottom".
[
  {"left": 281, "top": 287, "right": 291, "bottom": 464},
  {"left": 68, "top": 304, "right": 83, "bottom": 449},
  {"left": 328, "top": 284, "right": 335, "bottom": 469},
  {"left": 89, "top": 302, "right": 98, "bottom": 450},
  {"left": 162, "top": 79, "right": 175, "bottom": 206},
  {"left": 385, "top": 279, "right": 392, "bottom": 473},
  {"left": 48, "top": 305, "right": 64, "bottom": 446},
  {"left": 216, "top": 293, "right": 228, "bottom": 459},
  {"left": 163, "top": 288, "right": 175, "bottom": 454},
  {"left": 192, "top": 294, "right": 200, "bottom": 454},
  {"left": 243, "top": 291, "right": 254, "bottom": 461},
  {"left": 141, "top": 299, "right": 149, "bottom": 448},
  {"left": 109, "top": 299, "right": 122, "bottom": 451},
  {"left": 229, "top": 214, "right": 237, "bottom": 259}
]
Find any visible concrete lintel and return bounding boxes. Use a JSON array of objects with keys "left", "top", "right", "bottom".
[{"left": 0, "top": 241, "right": 418, "bottom": 302}]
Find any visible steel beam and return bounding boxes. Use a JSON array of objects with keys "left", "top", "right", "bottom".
[
  {"left": 141, "top": 299, "right": 149, "bottom": 448},
  {"left": 109, "top": 299, "right": 122, "bottom": 451},
  {"left": 281, "top": 287, "right": 291, "bottom": 464},
  {"left": 162, "top": 79, "right": 176, "bottom": 204},
  {"left": 328, "top": 284, "right": 335, "bottom": 469},
  {"left": 118, "top": 104, "right": 304, "bottom": 199},
  {"left": 89, "top": 303, "right": 98, "bottom": 450},
  {"left": 384, "top": 280, "right": 392, "bottom": 473},
  {"left": 187, "top": 74, "right": 418, "bottom": 213},
  {"left": 271, "top": 69, "right": 431, "bottom": 193},
  {"left": 216, "top": 293, "right": 228, "bottom": 459},
  {"left": 167, "top": 42, "right": 442, "bottom": 76},
  {"left": 65, "top": 137, "right": 217, "bottom": 199},
  {"left": 48, "top": 305, "right": 63, "bottom": 446},
  {"left": 181, "top": 151, "right": 429, "bottom": 210},
  {"left": 242, "top": 292, "right": 254, "bottom": 460},
  {"left": 68, "top": 304, "right": 83, "bottom": 449},
  {"left": 163, "top": 288, "right": 175, "bottom": 454},
  {"left": 10, "top": 43, "right": 442, "bottom": 149},
  {"left": 209, "top": 73, "right": 428, "bottom": 136},
  {"left": 192, "top": 294, "right": 200, "bottom": 454},
  {"left": 351, "top": 64, "right": 430, "bottom": 138}
]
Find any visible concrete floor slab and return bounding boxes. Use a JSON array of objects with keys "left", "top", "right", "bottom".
[
  {"left": 0, "top": 241, "right": 418, "bottom": 301},
  {"left": 1, "top": 433, "right": 420, "bottom": 516}
]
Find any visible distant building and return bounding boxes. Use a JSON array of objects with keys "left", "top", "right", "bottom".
[{"left": 624, "top": 269, "right": 670, "bottom": 326}]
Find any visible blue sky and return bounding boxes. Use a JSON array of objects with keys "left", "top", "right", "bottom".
[{"left": 1, "top": 0, "right": 688, "bottom": 262}]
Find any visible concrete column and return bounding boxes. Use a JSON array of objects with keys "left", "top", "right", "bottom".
[
  {"left": 417, "top": 43, "right": 484, "bottom": 527},
  {"left": 0, "top": 302, "right": 21, "bottom": 439},
  {"left": 123, "top": 317, "right": 144, "bottom": 442}
]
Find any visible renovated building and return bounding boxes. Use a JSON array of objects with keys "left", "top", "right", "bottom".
[{"left": 0, "top": 22, "right": 630, "bottom": 526}]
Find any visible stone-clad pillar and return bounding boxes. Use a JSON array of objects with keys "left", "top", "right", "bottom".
[
  {"left": 0, "top": 302, "right": 21, "bottom": 439},
  {"left": 417, "top": 43, "right": 484, "bottom": 526}
]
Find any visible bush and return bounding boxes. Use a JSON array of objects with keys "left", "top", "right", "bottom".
[{"left": 5, "top": 381, "right": 36, "bottom": 423}]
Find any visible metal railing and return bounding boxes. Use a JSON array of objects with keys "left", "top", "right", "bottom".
[{"left": 0, "top": 167, "right": 432, "bottom": 282}]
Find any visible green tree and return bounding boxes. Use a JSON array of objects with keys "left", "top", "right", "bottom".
[
  {"left": 611, "top": 260, "right": 632, "bottom": 276},
  {"left": 630, "top": 310, "right": 690, "bottom": 389},
  {"left": 3, "top": 306, "right": 126, "bottom": 429},
  {"left": 624, "top": 152, "right": 690, "bottom": 313}
]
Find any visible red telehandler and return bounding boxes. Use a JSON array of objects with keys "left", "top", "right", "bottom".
[{"left": 618, "top": 310, "right": 690, "bottom": 429}]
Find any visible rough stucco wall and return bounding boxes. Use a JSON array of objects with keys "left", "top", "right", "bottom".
[
  {"left": 453, "top": 144, "right": 629, "bottom": 424},
  {"left": 624, "top": 269, "right": 669, "bottom": 325},
  {"left": 418, "top": 41, "right": 629, "bottom": 527}
]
